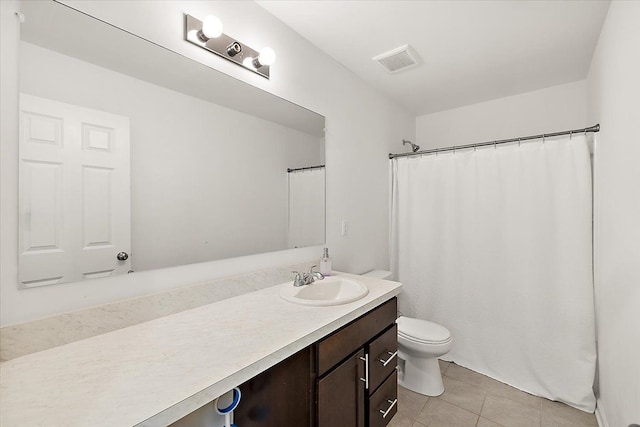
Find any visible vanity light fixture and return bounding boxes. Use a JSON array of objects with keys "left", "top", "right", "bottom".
[{"left": 185, "top": 13, "right": 276, "bottom": 79}]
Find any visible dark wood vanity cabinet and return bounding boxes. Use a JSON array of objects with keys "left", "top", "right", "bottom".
[
  {"left": 236, "top": 297, "right": 398, "bottom": 427},
  {"left": 235, "top": 346, "right": 314, "bottom": 427},
  {"left": 316, "top": 297, "right": 398, "bottom": 427}
]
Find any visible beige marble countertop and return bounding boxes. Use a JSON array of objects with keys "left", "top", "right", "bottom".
[{"left": 0, "top": 272, "right": 401, "bottom": 426}]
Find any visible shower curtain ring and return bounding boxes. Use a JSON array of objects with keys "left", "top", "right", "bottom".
[
  {"left": 474, "top": 144, "right": 477, "bottom": 152},
  {"left": 435, "top": 148, "right": 439, "bottom": 157},
  {"left": 569, "top": 130, "right": 573, "bottom": 140},
  {"left": 518, "top": 138, "right": 521, "bottom": 147}
]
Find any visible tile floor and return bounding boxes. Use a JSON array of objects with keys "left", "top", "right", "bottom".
[{"left": 388, "top": 361, "right": 598, "bottom": 427}]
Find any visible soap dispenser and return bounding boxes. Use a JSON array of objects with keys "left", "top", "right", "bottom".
[{"left": 320, "top": 248, "right": 332, "bottom": 276}]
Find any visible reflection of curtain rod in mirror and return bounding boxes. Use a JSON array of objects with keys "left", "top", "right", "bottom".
[
  {"left": 185, "top": 14, "right": 276, "bottom": 79},
  {"left": 287, "top": 165, "right": 326, "bottom": 173}
]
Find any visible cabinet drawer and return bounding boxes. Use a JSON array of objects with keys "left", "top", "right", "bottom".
[
  {"left": 368, "top": 323, "right": 398, "bottom": 394},
  {"left": 369, "top": 370, "right": 398, "bottom": 427},
  {"left": 317, "top": 298, "right": 397, "bottom": 375}
]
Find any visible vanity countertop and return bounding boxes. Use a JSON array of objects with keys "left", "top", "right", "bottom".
[{"left": 0, "top": 272, "right": 401, "bottom": 426}]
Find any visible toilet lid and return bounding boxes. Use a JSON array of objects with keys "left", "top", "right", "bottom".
[{"left": 396, "top": 316, "right": 451, "bottom": 343}]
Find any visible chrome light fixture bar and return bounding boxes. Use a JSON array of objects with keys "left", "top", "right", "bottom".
[{"left": 184, "top": 14, "right": 275, "bottom": 79}]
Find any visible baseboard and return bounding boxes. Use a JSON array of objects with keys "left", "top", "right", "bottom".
[{"left": 595, "top": 398, "right": 609, "bottom": 427}]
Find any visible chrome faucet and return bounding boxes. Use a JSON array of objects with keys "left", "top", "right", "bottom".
[{"left": 292, "top": 266, "right": 325, "bottom": 287}]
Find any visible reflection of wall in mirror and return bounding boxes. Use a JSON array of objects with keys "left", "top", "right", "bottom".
[{"left": 19, "top": 41, "right": 324, "bottom": 273}]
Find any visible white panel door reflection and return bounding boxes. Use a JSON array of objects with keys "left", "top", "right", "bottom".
[{"left": 19, "top": 94, "right": 131, "bottom": 287}]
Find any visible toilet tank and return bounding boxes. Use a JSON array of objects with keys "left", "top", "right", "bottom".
[{"left": 362, "top": 270, "right": 393, "bottom": 280}]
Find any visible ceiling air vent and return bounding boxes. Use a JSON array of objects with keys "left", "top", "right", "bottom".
[{"left": 373, "top": 44, "right": 418, "bottom": 74}]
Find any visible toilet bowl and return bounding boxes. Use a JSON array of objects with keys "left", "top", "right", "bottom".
[
  {"left": 361, "top": 270, "right": 453, "bottom": 397},
  {"left": 396, "top": 316, "right": 452, "bottom": 396}
]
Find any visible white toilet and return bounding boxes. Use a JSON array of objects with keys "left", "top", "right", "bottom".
[
  {"left": 396, "top": 316, "right": 452, "bottom": 396},
  {"left": 363, "top": 270, "right": 453, "bottom": 397}
]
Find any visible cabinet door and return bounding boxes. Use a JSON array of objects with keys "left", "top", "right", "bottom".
[
  {"left": 317, "top": 349, "right": 365, "bottom": 427},
  {"left": 235, "top": 347, "right": 312, "bottom": 427}
]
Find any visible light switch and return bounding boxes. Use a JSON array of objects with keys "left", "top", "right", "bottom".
[{"left": 341, "top": 220, "right": 349, "bottom": 236}]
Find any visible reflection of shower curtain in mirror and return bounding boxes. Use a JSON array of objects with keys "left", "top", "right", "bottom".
[
  {"left": 391, "top": 135, "right": 596, "bottom": 411},
  {"left": 288, "top": 168, "right": 325, "bottom": 248}
]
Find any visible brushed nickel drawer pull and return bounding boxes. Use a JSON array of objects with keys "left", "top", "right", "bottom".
[
  {"left": 359, "top": 354, "right": 369, "bottom": 389},
  {"left": 379, "top": 398, "right": 398, "bottom": 418},
  {"left": 379, "top": 350, "right": 398, "bottom": 367}
]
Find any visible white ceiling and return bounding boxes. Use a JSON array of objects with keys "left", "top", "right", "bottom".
[{"left": 257, "top": 0, "right": 610, "bottom": 116}]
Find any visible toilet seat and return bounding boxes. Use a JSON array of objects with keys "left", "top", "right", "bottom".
[{"left": 397, "top": 316, "right": 452, "bottom": 344}]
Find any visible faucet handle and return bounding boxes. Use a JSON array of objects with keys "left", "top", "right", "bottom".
[
  {"left": 308, "top": 265, "right": 324, "bottom": 280},
  {"left": 292, "top": 271, "right": 305, "bottom": 287}
]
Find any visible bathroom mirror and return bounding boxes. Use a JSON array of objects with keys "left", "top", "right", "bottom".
[{"left": 17, "top": 1, "right": 325, "bottom": 287}]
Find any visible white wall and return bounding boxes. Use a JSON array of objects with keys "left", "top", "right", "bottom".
[
  {"left": 0, "top": 1, "right": 413, "bottom": 325},
  {"left": 586, "top": 2, "right": 640, "bottom": 426},
  {"left": 20, "top": 42, "right": 322, "bottom": 272},
  {"left": 415, "top": 80, "right": 587, "bottom": 150}
]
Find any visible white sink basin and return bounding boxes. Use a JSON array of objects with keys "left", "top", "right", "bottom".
[{"left": 280, "top": 276, "right": 369, "bottom": 306}]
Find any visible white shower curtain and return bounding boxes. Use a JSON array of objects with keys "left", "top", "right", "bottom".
[
  {"left": 390, "top": 135, "right": 596, "bottom": 411},
  {"left": 288, "top": 168, "right": 325, "bottom": 248}
]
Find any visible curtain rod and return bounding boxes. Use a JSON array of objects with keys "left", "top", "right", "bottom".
[
  {"left": 389, "top": 124, "right": 600, "bottom": 160},
  {"left": 287, "top": 164, "right": 325, "bottom": 173}
]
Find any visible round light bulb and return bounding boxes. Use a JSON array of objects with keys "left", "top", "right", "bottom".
[
  {"left": 187, "top": 29, "right": 199, "bottom": 41},
  {"left": 258, "top": 47, "right": 276, "bottom": 66},
  {"left": 201, "top": 15, "right": 223, "bottom": 39},
  {"left": 243, "top": 57, "right": 257, "bottom": 70}
]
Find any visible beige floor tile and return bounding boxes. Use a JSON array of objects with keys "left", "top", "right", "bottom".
[
  {"left": 445, "top": 364, "right": 541, "bottom": 409},
  {"left": 438, "top": 359, "right": 451, "bottom": 374},
  {"left": 416, "top": 398, "right": 479, "bottom": 427},
  {"left": 476, "top": 417, "right": 504, "bottom": 427},
  {"left": 445, "top": 364, "right": 488, "bottom": 388},
  {"left": 540, "top": 399, "right": 598, "bottom": 427},
  {"left": 387, "top": 412, "right": 415, "bottom": 427},
  {"left": 481, "top": 395, "right": 540, "bottom": 427},
  {"left": 398, "top": 386, "right": 429, "bottom": 420},
  {"left": 439, "top": 376, "right": 487, "bottom": 415},
  {"left": 416, "top": 363, "right": 593, "bottom": 427},
  {"left": 479, "top": 378, "right": 542, "bottom": 410}
]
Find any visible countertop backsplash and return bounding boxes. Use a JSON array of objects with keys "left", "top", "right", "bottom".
[{"left": 0, "top": 260, "right": 317, "bottom": 361}]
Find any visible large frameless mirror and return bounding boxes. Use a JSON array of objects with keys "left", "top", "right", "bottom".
[{"left": 17, "top": 1, "right": 325, "bottom": 288}]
